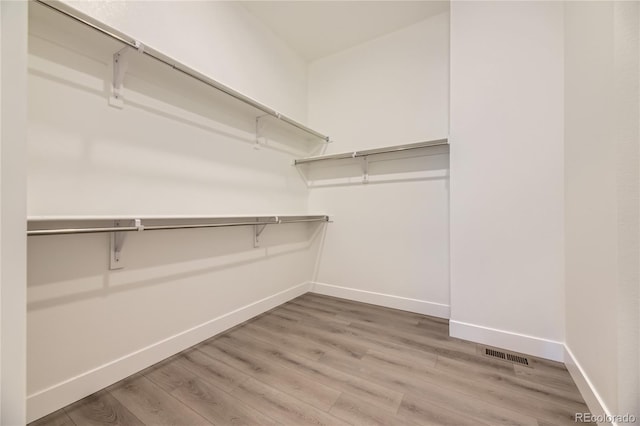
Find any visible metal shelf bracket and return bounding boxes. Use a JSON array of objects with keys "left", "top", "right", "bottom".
[
  {"left": 109, "top": 220, "right": 126, "bottom": 269},
  {"left": 109, "top": 42, "right": 144, "bottom": 108},
  {"left": 362, "top": 156, "right": 370, "bottom": 184},
  {"left": 254, "top": 216, "right": 279, "bottom": 248},
  {"left": 109, "top": 219, "right": 143, "bottom": 270},
  {"left": 254, "top": 115, "right": 269, "bottom": 150}
]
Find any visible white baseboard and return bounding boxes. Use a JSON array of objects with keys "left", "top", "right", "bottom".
[
  {"left": 449, "top": 320, "right": 564, "bottom": 362},
  {"left": 564, "top": 344, "right": 614, "bottom": 426},
  {"left": 27, "top": 281, "right": 312, "bottom": 423},
  {"left": 310, "top": 282, "right": 450, "bottom": 319}
]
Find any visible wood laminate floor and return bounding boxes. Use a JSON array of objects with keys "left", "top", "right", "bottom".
[{"left": 31, "top": 293, "right": 594, "bottom": 426}]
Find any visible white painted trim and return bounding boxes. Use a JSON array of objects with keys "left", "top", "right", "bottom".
[
  {"left": 449, "top": 320, "right": 564, "bottom": 362},
  {"left": 27, "top": 281, "right": 312, "bottom": 423},
  {"left": 1, "top": 2, "right": 28, "bottom": 425},
  {"left": 564, "top": 344, "right": 615, "bottom": 426},
  {"left": 310, "top": 282, "right": 450, "bottom": 319}
]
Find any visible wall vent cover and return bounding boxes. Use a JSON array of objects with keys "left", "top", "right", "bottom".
[{"left": 484, "top": 348, "right": 529, "bottom": 366}]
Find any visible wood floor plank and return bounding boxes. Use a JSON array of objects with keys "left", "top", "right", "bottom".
[
  {"left": 142, "top": 357, "right": 196, "bottom": 394},
  {"left": 481, "top": 379, "right": 589, "bottom": 423},
  {"left": 279, "top": 302, "right": 352, "bottom": 325},
  {"left": 436, "top": 355, "right": 587, "bottom": 407},
  {"left": 434, "top": 350, "right": 518, "bottom": 378},
  {"left": 362, "top": 347, "right": 438, "bottom": 377},
  {"left": 537, "top": 419, "right": 596, "bottom": 426},
  {"left": 144, "top": 356, "right": 280, "bottom": 425},
  {"left": 275, "top": 303, "right": 456, "bottom": 369},
  {"left": 321, "top": 302, "right": 450, "bottom": 341},
  {"left": 528, "top": 355, "right": 572, "bottom": 373},
  {"left": 108, "top": 374, "right": 212, "bottom": 425},
  {"left": 231, "top": 378, "right": 349, "bottom": 426},
  {"left": 296, "top": 294, "right": 424, "bottom": 328},
  {"left": 335, "top": 350, "right": 539, "bottom": 426},
  {"left": 62, "top": 390, "right": 144, "bottom": 426},
  {"left": 320, "top": 351, "right": 562, "bottom": 426},
  {"left": 251, "top": 309, "right": 441, "bottom": 372},
  {"left": 416, "top": 315, "right": 450, "bottom": 328},
  {"left": 329, "top": 392, "right": 418, "bottom": 426},
  {"left": 347, "top": 315, "right": 456, "bottom": 349},
  {"left": 271, "top": 305, "right": 361, "bottom": 336},
  {"left": 399, "top": 393, "right": 491, "bottom": 426},
  {"left": 460, "top": 381, "right": 590, "bottom": 425},
  {"left": 514, "top": 363, "right": 581, "bottom": 393},
  {"left": 264, "top": 309, "right": 329, "bottom": 332},
  {"left": 296, "top": 294, "right": 448, "bottom": 341},
  {"left": 175, "top": 347, "right": 251, "bottom": 393},
  {"left": 199, "top": 339, "right": 342, "bottom": 411},
  {"left": 347, "top": 319, "right": 479, "bottom": 357},
  {"left": 401, "top": 384, "right": 539, "bottom": 426},
  {"left": 280, "top": 301, "right": 446, "bottom": 349},
  {"left": 302, "top": 293, "right": 446, "bottom": 328},
  {"left": 222, "top": 324, "right": 404, "bottom": 412},
  {"left": 253, "top": 312, "right": 368, "bottom": 359},
  {"left": 406, "top": 318, "right": 451, "bottom": 339},
  {"left": 29, "top": 408, "right": 76, "bottom": 426},
  {"left": 292, "top": 311, "right": 446, "bottom": 366},
  {"left": 242, "top": 320, "right": 327, "bottom": 361},
  {"left": 262, "top": 309, "right": 301, "bottom": 325},
  {"left": 286, "top": 298, "right": 355, "bottom": 318},
  {"left": 345, "top": 318, "right": 517, "bottom": 375}
]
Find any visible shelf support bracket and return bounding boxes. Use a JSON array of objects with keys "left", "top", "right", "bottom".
[
  {"left": 254, "top": 224, "right": 267, "bottom": 248},
  {"left": 109, "top": 41, "right": 145, "bottom": 108},
  {"left": 362, "top": 155, "right": 369, "bottom": 184},
  {"left": 110, "top": 220, "right": 126, "bottom": 270},
  {"left": 254, "top": 114, "right": 269, "bottom": 150},
  {"left": 254, "top": 216, "right": 279, "bottom": 248},
  {"left": 110, "top": 219, "right": 143, "bottom": 270}
]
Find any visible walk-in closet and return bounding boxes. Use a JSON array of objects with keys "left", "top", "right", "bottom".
[{"left": 0, "top": 1, "right": 638, "bottom": 425}]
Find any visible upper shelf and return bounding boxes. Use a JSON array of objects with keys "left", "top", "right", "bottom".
[
  {"left": 34, "top": 0, "right": 330, "bottom": 145},
  {"left": 294, "top": 139, "right": 448, "bottom": 165}
]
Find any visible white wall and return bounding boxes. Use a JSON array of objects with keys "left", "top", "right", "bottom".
[
  {"left": 564, "top": 1, "right": 617, "bottom": 416},
  {"left": 64, "top": 0, "right": 308, "bottom": 124},
  {"left": 564, "top": 1, "right": 639, "bottom": 419},
  {"left": 308, "top": 14, "right": 448, "bottom": 150},
  {"left": 449, "top": 1, "right": 565, "bottom": 361},
  {"left": 0, "top": 2, "right": 28, "bottom": 424},
  {"left": 307, "top": 13, "right": 450, "bottom": 317},
  {"left": 612, "top": 4, "right": 639, "bottom": 417},
  {"left": 27, "top": 1, "right": 321, "bottom": 421}
]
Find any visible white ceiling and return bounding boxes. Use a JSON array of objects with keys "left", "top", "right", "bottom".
[{"left": 241, "top": 1, "right": 449, "bottom": 62}]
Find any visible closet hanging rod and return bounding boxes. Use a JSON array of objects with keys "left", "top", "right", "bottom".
[
  {"left": 27, "top": 215, "right": 330, "bottom": 236},
  {"left": 294, "top": 139, "right": 449, "bottom": 165},
  {"left": 33, "top": 0, "right": 330, "bottom": 143}
]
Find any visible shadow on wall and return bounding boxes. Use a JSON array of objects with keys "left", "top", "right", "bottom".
[{"left": 27, "top": 222, "right": 326, "bottom": 311}]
